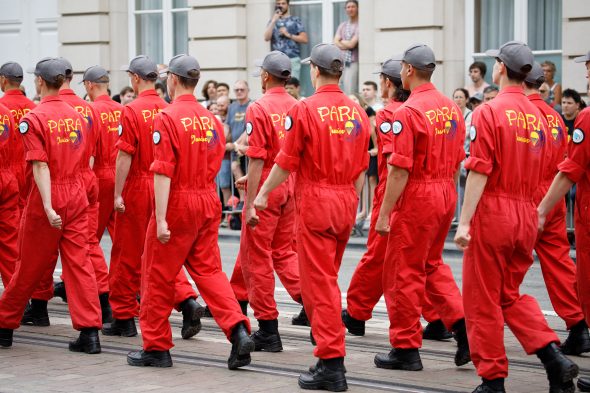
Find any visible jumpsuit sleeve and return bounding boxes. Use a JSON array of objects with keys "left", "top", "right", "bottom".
[
  {"left": 464, "top": 104, "right": 495, "bottom": 176},
  {"left": 244, "top": 104, "right": 268, "bottom": 160},
  {"left": 115, "top": 106, "right": 138, "bottom": 155},
  {"left": 558, "top": 109, "right": 590, "bottom": 183},
  {"left": 358, "top": 110, "right": 371, "bottom": 173},
  {"left": 453, "top": 104, "right": 467, "bottom": 170},
  {"left": 208, "top": 116, "right": 226, "bottom": 182},
  {"left": 20, "top": 115, "right": 48, "bottom": 163},
  {"left": 275, "top": 103, "right": 307, "bottom": 172},
  {"left": 150, "top": 113, "right": 176, "bottom": 178},
  {"left": 387, "top": 107, "right": 415, "bottom": 171},
  {"left": 89, "top": 106, "right": 101, "bottom": 158},
  {"left": 377, "top": 109, "right": 394, "bottom": 156}
]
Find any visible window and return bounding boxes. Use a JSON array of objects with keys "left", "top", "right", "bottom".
[
  {"left": 466, "top": 0, "right": 562, "bottom": 86},
  {"left": 129, "top": 0, "right": 189, "bottom": 64}
]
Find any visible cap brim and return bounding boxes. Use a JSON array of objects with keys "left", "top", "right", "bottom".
[
  {"left": 120, "top": 65, "right": 131, "bottom": 72},
  {"left": 372, "top": 69, "right": 382, "bottom": 75},
  {"left": 485, "top": 49, "right": 500, "bottom": 58},
  {"left": 251, "top": 68, "right": 263, "bottom": 77},
  {"left": 574, "top": 55, "right": 590, "bottom": 63},
  {"left": 26, "top": 66, "right": 36, "bottom": 74},
  {"left": 300, "top": 57, "right": 311, "bottom": 65}
]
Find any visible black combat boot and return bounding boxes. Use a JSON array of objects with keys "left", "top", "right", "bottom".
[
  {"left": 341, "top": 309, "right": 365, "bottom": 336},
  {"left": 561, "top": 319, "right": 590, "bottom": 356},
  {"left": 69, "top": 328, "right": 101, "bottom": 354},
  {"left": 102, "top": 318, "right": 137, "bottom": 337},
  {"left": 472, "top": 378, "right": 506, "bottom": 393},
  {"left": 127, "top": 349, "right": 173, "bottom": 367},
  {"left": 203, "top": 305, "right": 213, "bottom": 318},
  {"left": 21, "top": 299, "right": 50, "bottom": 327},
  {"left": 0, "top": 328, "right": 13, "bottom": 348},
  {"left": 537, "top": 342, "right": 579, "bottom": 393},
  {"left": 374, "top": 348, "right": 423, "bottom": 371},
  {"left": 99, "top": 293, "right": 113, "bottom": 324},
  {"left": 54, "top": 281, "right": 67, "bottom": 303},
  {"left": 453, "top": 319, "right": 471, "bottom": 366},
  {"left": 298, "top": 357, "right": 347, "bottom": 391},
  {"left": 578, "top": 376, "right": 590, "bottom": 392},
  {"left": 180, "top": 298, "right": 205, "bottom": 340},
  {"left": 238, "top": 300, "right": 248, "bottom": 316},
  {"left": 292, "top": 307, "right": 310, "bottom": 326},
  {"left": 423, "top": 319, "right": 453, "bottom": 340},
  {"left": 251, "top": 319, "right": 282, "bottom": 352},
  {"left": 227, "top": 322, "right": 255, "bottom": 370}
]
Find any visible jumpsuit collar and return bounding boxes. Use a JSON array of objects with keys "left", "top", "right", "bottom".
[
  {"left": 315, "top": 84, "right": 342, "bottom": 94},
  {"left": 172, "top": 94, "right": 197, "bottom": 103},
  {"left": 39, "top": 95, "right": 61, "bottom": 104},
  {"left": 94, "top": 94, "right": 112, "bottom": 102}
]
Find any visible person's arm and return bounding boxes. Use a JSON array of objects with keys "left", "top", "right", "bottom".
[
  {"left": 454, "top": 171, "right": 488, "bottom": 250},
  {"left": 254, "top": 163, "right": 290, "bottom": 211},
  {"left": 553, "top": 84, "right": 562, "bottom": 107},
  {"left": 114, "top": 150, "right": 132, "bottom": 213},
  {"left": 333, "top": 24, "right": 345, "bottom": 49},
  {"left": 33, "top": 161, "right": 62, "bottom": 229},
  {"left": 245, "top": 158, "right": 264, "bottom": 226},
  {"left": 286, "top": 31, "right": 308, "bottom": 44},
  {"left": 354, "top": 171, "right": 365, "bottom": 195},
  {"left": 537, "top": 172, "right": 574, "bottom": 232},
  {"left": 340, "top": 34, "right": 359, "bottom": 50},
  {"left": 374, "top": 165, "right": 409, "bottom": 235},
  {"left": 264, "top": 13, "right": 281, "bottom": 42},
  {"left": 154, "top": 173, "right": 172, "bottom": 243}
]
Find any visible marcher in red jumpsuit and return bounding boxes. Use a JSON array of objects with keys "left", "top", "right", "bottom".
[
  {"left": 538, "top": 50, "right": 590, "bottom": 393},
  {"left": 126, "top": 54, "right": 254, "bottom": 369},
  {"left": 105, "top": 55, "right": 202, "bottom": 340},
  {"left": 342, "top": 58, "right": 452, "bottom": 342},
  {"left": 238, "top": 51, "right": 303, "bottom": 352},
  {"left": 456, "top": 41, "right": 578, "bottom": 393},
  {"left": 374, "top": 44, "right": 470, "bottom": 372},
  {"left": 0, "top": 57, "right": 102, "bottom": 353},
  {"left": 255, "top": 43, "right": 369, "bottom": 391},
  {"left": 524, "top": 62, "right": 590, "bottom": 357}
]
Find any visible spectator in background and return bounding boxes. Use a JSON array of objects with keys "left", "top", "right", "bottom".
[
  {"left": 361, "top": 80, "right": 383, "bottom": 111},
  {"left": 542, "top": 60, "right": 562, "bottom": 108},
  {"left": 483, "top": 85, "right": 498, "bottom": 102},
  {"left": 468, "top": 92, "right": 483, "bottom": 110},
  {"left": 263, "top": 0, "right": 308, "bottom": 80},
  {"left": 285, "top": 77, "right": 304, "bottom": 100},
  {"left": 453, "top": 88, "right": 473, "bottom": 155},
  {"left": 217, "top": 82, "right": 230, "bottom": 98},
  {"left": 119, "top": 86, "right": 135, "bottom": 105},
  {"left": 201, "top": 79, "right": 217, "bottom": 108},
  {"left": 216, "top": 94, "right": 230, "bottom": 122},
  {"left": 155, "top": 82, "right": 166, "bottom": 101},
  {"left": 465, "top": 61, "right": 489, "bottom": 97},
  {"left": 561, "top": 88, "right": 584, "bottom": 137},
  {"left": 334, "top": 0, "right": 359, "bottom": 94}
]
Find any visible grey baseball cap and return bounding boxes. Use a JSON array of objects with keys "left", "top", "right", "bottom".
[
  {"left": 28, "top": 57, "right": 69, "bottom": 83},
  {"left": 574, "top": 50, "right": 590, "bottom": 63},
  {"left": 82, "top": 65, "right": 109, "bottom": 83},
  {"left": 525, "top": 62, "right": 544, "bottom": 85},
  {"left": 301, "top": 43, "right": 344, "bottom": 74},
  {"left": 167, "top": 54, "right": 201, "bottom": 79},
  {"left": 253, "top": 51, "right": 291, "bottom": 79},
  {"left": 485, "top": 41, "right": 533, "bottom": 75},
  {"left": 57, "top": 57, "right": 74, "bottom": 78},
  {"left": 0, "top": 62, "right": 24, "bottom": 80},
  {"left": 372, "top": 57, "right": 402, "bottom": 79},
  {"left": 121, "top": 55, "right": 158, "bottom": 81},
  {"left": 391, "top": 44, "right": 436, "bottom": 71}
]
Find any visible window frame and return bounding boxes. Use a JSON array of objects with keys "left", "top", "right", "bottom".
[{"left": 289, "top": 0, "right": 346, "bottom": 43}]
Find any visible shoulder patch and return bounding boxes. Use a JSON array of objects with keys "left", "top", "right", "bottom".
[
  {"left": 19, "top": 121, "right": 29, "bottom": 134},
  {"left": 118, "top": 124, "right": 123, "bottom": 136},
  {"left": 392, "top": 120, "right": 403, "bottom": 135},
  {"left": 284, "top": 115, "right": 293, "bottom": 131},
  {"left": 153, "top": 130, "right": 161, "bottom": 145},
  {"left": 469, "top": 125, "right": 477, "bottom": 142},
  {"left": 573, "top": 128, "right": 585, "bottom": 144},
  {"left": 246, "top": 122, "right": 253, "bottom": 135},
  {"left": 379, "top": 122, "right": 392, "bottom": 134}
]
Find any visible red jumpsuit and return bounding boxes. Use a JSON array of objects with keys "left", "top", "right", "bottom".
[
  {"left": 140, "top": 94, "right": 249, "bottom": 351},
  {"left": 0, "top": 90, "right": 36, "bottom": 210},
  {"left": 275, "top": 84, "right": 370, "bottom": 359},
  {"left": 529, "top": 94, "right": 585, "bottom": 329},
  {"left": 464, "top": 86, "right": 559, "bottom": 380},
  {"left": 91, "top": 94, "right": 123, "bottom": 245},
  {"left": 110, "top": 89, "right": 195, "bottom": 321},
  {"left": 558, "top": 107, "right": 590, "bottom": 328},
  {"left": 240, "top": 86, "right": 302, "bottom": 321},
  {"left": 0, "top": 104, "right": 19, "bottom": 286},
  {"left": 383, "top": 83, "right": 465, "bottom": 349},
  {"left": 346, "top": 101, "right": 441, "bottom": 323},
  {"left": 230, "top": 253, "right": 249, "bottom": 302},
  {"left": 0, "top": 95, "right": 101, "bottom": 330}
]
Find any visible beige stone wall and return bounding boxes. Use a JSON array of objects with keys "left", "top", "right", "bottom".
[{"left": 562, "top": 0, "right": 590, "bottom": 95}]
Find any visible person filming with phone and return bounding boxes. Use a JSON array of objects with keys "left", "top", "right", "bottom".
[{"left": 264, "top": 0, "right": 308, "bottom": 80}]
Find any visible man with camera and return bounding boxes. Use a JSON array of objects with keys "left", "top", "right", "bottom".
[{"left": 264, "top": 0, "right": 308, "bottom": 81}]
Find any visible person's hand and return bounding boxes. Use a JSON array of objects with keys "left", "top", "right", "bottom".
[
  {"left": 454, "top": 223, "right": 471, "bottom": 251},
  {"left": 254, "top": 193, "right": 268, "bottom": 211},
  {"left": 271, "top": 11, "right": 281, "bottom": 23},
  {"left": 114, "top": 195, "right": 125, "bottom": 213},
  {"left": 235, "top": 175, "right": 248, "bottom": 190},
  {"left": 537, "top": 210, "right": 547, "bottom": 233},
  {"left": 375, "top": 214, "right": 390, "bottom": 236},
  {"left": 45, "top": 208, "right": 62, "bottom": 230},
  {"left": 246, "top": 206, "right": 259, "bottom": 227},
  {"left": 279, "top": 27, "right": 289, "bottom": 37},
  {"left": 369, "top": 148, "right": 378, "bottom": 157},
  {"left": 235, "top": 143, "right": 248, "bottom": 156},
  {"left": 157, "top": 219, "right": 171, "bottom": 244}
]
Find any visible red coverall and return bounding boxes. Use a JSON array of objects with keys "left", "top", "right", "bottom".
[
  {"left": 140, "top": 94, "right": 249, "bottom": 351},
  {"left": 0, "top": 90, "right": 36, "bottom": 210},
  {"left": 230, "top": 253, "right": 249, "bottom": 302},
  {"left": 0, "top": 104, "right": 19, "bottom": 286},
  {"left": 558, "top": 107, "right": 590, "bottom": 328},
  {"left": 0, "top": 96, "right": 101, "bottom": 330},
  {"left": 275, "top": 84, "right": 370, "bottom": 359},
  {"left": 383, "top": 83, "right": 465, "bottom": 349},
  {"left": 464, "top": 86, "right": 559, "bottom": 380},
  {"left": 240, "top": 86, "right": 302, "bottom": 321},
  {"left": 529, "top": 94, "right": 585, "bottom": 329},
  {"left": 346, "top": 101, "right": 441, "bottom": 323},
  {"left": 110, "top": 90, "right": 195, "bottom": 320},
  {"left": 91, "top": 94, "right": 123, "bottom": 244}
]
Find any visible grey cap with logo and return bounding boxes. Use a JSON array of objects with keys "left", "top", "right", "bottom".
[
  {"left": 390, "top": 44, "right": 436, "bottom": 71},
  {"left": 121, "top": 55, "right": 158, "bottom": 81},
  {"left": 485, "top": 40, "right": 533, "bottom": 75},
  {"left": 253, "top": 50, "right": 291, "bottom": 79},
  {"left": 301, "top": 43, "right": 344, "bottom": 75}
]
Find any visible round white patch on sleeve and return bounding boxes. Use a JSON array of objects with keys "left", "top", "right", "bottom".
[
  {"left": 392, "top": 121, "right": 403, "bottom": 135},
  {"left": 573, "top": 128, "right": 585, "bottom": 144}
]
